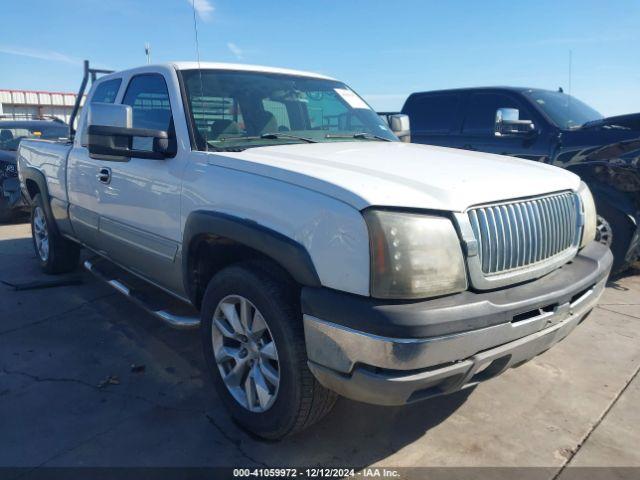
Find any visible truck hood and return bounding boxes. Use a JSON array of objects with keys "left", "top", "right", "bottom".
[
  {"left": 213, "top": 142, "right": 580, "bottom": 212},
  {"left": 582, "top": 112, "right": 640, "bottom": 131},
  {"left": 558, "top": 122, "right": 640, "bottom": 170}
]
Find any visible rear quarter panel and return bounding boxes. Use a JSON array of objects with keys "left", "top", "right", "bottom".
[{"left": 18, "top": 139, "right": 72, "bottom": 204}]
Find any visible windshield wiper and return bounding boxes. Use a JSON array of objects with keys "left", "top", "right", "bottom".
[
  {"left": 218, "top": 132, "right": 317, "bottom": 143},
  {"left": 325, "top": 132, "right": 392, "bottom": 142}
]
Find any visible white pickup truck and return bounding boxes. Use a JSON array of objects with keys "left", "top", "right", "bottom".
[{"left": 18, "top": 62, "right": 612, "bottom": 439}]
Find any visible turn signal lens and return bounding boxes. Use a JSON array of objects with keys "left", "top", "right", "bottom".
[{"left": 578, "top": 182, "right": 597, "bottom": 249}]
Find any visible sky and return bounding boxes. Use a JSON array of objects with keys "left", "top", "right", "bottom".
[{"left": 1, "top": 0, "right": 639, "bottom": 115}]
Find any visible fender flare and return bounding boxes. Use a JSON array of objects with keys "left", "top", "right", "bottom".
[
  {"left": 567, "top": 165, "right": 638, "bottom": 220},
  {"left": 182, "top": 210, "right": 321, "bottom": 301},
  {"left": 20, "top": 167, "right": 60, "bottom": 234}
]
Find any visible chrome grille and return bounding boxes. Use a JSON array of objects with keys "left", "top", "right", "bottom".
[{"left": 468, "top": 192, "right": 579, "bottom": 275}]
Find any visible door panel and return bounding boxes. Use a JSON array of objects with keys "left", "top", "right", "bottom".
[
  {"left": 93, "top": 73, "right": 186, "bottom": 293},
  {"left": 67, "top": 77, "right": 124, "bottom": 250},
  {"left": 457, "top": 92, "right": 550, "bottom": 162}
]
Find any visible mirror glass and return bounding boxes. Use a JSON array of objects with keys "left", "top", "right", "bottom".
[
  {"left": 388, "top": 114, "right": 411, "bottom": 142},
  {"left": 495, "top": 107, "right": 535, "bottom": 136},
  {"left": 495, "top": 107, "right": 520, "bottom": 123}
]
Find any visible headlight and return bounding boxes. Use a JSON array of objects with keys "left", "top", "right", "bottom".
[
  {"left": 578, "top": 181, "right": 597, "bottom": 248},
  {"left": 363, "top": 209, "right": 467, "bottom": 299}
]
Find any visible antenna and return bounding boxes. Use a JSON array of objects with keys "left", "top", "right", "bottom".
[
  {"left": 568, "top": 50, "right": 573, "bottom": 97},
  {"left": 145, "top": 42, "right": 151, "bottom": 64},
  {"left": 567, "top": 49, "right": 572, "bottom": 119},
  {"left": 192, "top": 0, "right": 208, "bottom": 150}
]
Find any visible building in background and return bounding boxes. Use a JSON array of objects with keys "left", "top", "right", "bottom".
[{"left": 0, "top": 89, "right": 85, "bottom": 123}]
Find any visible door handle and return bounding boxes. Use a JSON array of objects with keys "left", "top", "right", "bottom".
[{"left": 97, "top": 167, "right": 111, "bottom": 184}]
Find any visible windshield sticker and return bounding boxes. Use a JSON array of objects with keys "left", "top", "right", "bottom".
[{"left": 334, "top": 88, "right": 369, "bottom": 109}]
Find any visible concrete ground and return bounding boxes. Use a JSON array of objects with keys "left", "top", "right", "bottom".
[{"left": 1, "top": 220, "right": 639, "bottom": 475}]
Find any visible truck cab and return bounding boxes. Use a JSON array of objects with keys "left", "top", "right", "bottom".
[{"left": 402, "top": 87, "right": 640, "bottom": 273}]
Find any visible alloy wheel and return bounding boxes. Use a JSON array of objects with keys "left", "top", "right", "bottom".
[
  {"left": 33, "top": 206, "right": 50, "bottom": 262},
  {"left": 211, "top": 295, "right": 280, "bottom": 412},
  {"left": 595, "top": 215, "right": 613, "bottom": 248}
]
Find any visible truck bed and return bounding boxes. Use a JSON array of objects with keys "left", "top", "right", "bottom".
[{"left": 17, "top": 138, "right": 72, "bottom": 205}]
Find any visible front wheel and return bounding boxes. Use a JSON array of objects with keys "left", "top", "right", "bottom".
[
  {"left": 596, "top": 204, "right": 636, "bottom": 274},
  {"left": 201, "top": 261, "right": 336, "bottom": 439},
  {"left": 31, "top": 194, "right": 80, "bottom": 274},
  {"left": 595, "top": 215, "right": 613, "bottom": 249}
]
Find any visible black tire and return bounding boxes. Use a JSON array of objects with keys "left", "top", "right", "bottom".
[
  {"left": 31, "top": 193, "right": 80, "bottom": 274},
  {"left": 597, "top": 202, "right": 636, "bottom": 274},
  {"left": 201, "top": 261, "right": 336, "bottom": 439}
]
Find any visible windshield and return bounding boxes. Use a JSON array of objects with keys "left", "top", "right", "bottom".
[
  {"left": 523, "top": 90, "right": 603, "bottom": 130},
  {"left": 181, "top": 69, "right": 397, "bottom": 151},
  {"left": 0, "top": 123, "right": 69, "bottom": 151}
]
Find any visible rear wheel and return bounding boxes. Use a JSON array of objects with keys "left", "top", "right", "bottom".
[
  {"left": 31, "top": 194, "right": 80, "bottom": 274},
  {"left": 201, "top": 261, "right": 336, "bottom": 439}
]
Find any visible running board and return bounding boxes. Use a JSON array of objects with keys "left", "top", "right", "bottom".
[{"left": 83, "top": 259, "right": 200, "bottom": 329}]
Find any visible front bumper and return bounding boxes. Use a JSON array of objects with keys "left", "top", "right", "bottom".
[{"left": 303, "top": 242, "right": 612, "bottom": 406}]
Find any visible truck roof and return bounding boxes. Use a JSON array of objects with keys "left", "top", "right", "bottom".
[
  {"left": 172, "top": 62, "right": 336, "bottom": 80},
  {"left": 0, "top": 119, "right": 69, "bottom": 129},
  {"left": 99, "top": 62, "right": 337, "bottom": 81},
  {"left": 407, "top": 86, "right": 556, "bottom": 96}
]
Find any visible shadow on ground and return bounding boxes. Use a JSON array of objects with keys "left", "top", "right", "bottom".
[{"left": 606, "top": 262, "right": 640, "bottom": 292}]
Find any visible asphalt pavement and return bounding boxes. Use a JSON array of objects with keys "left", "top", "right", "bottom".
[{"left": 1, "top": 220, "right": 639, "bottom": 476}]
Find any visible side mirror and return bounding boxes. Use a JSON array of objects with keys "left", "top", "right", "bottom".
[
  {"left": 387, "top": 114, "right": 411, "bottom": 143},
  {"left": 495, "top": 107, "right": 536, "bottom": 137},
  {"left": 86, "top": 103, "right": 174, "bottom": 160}
]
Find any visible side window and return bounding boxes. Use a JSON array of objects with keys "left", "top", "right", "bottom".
[
  {"left": 262, "top": 99, "right": 290, "bottom": 131},
  {"left": 122, "top": 74, "right": 172, "bottom": 131},
  {"left": 80, "top": 78, "right": 122, "bottom": 145},
  {"left": 462, "top": 93, "right": 531, "bottom": 135},
  {"left": 91, "top": 79, "right": 122, "bottom": 104},
  {"left": 403, "top": 93, "right": 461, "bottom": 133}
]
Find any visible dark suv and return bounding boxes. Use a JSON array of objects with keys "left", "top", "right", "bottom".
[
  {"left": 401, "top": 87, "right": 640, "bottom": 273},
  {"left": 0, "top": 116, "right": 69, "bottom": 222}
]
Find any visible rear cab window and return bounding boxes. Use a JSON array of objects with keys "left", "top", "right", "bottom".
[
  {"left": 192, "top": 96, "right": 244, "bottom": 140},
  {"left": 80, "top": 78, "right": 123, "bottom": 145},
  {"left": 91, "top": 78, "right": 122, "bottom": 104}
]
